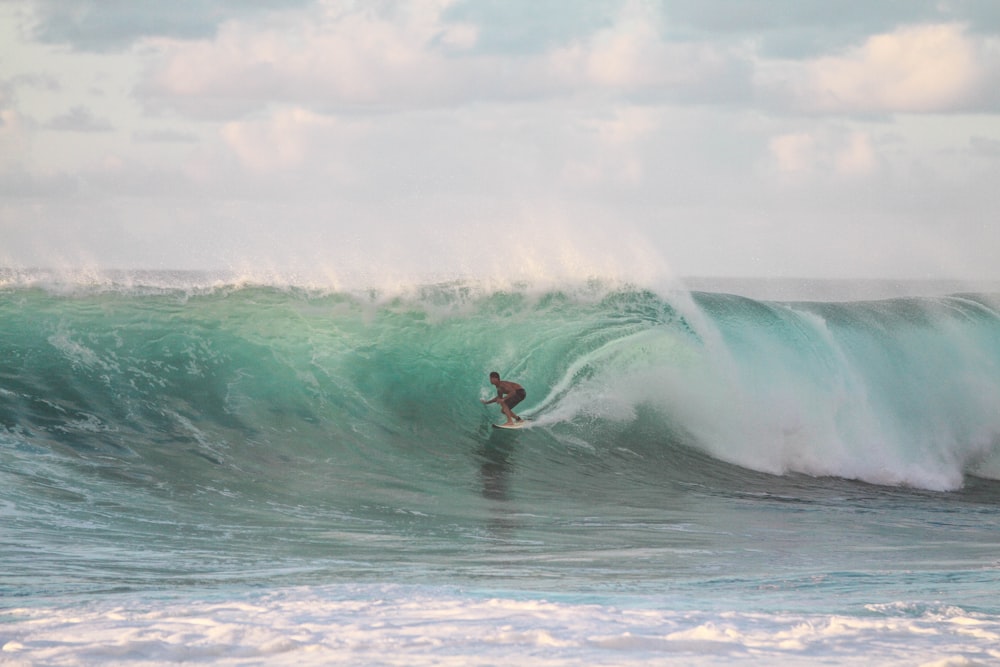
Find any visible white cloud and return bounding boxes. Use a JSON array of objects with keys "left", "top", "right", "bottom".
[
  {"left": 835, "top": 131, "right": 877, "bottom": 176},
  {"left": 769, "top": 132, "right": 817, "bottom": 174},
  {"left": 768, "top": 128, "right": 880, "bottom": 177},
  {"left": 549, "top": 1, "right": 664, "bottom": 88},
  {"left": 221, "top": 107, "right": 346, "bottom": 172},
  {"left": 560, "top": 106, "right": 659, "bottom": 187},
  {"left": 45, "top": 105, "right": 113, "bottom": 132},
  {"left": 546, "top": 0, "right": 751, "bottom": 101},
  {"left": 794, "top": 23, "right": 998, "bottom": 113},
  {"left": 0, "top": 111, "right": 29, "bottom": 173},
  {"left": 140, "top": 0, "right": 484, "bottom": 115},
  {"left": 132, "top": 129, "right": 198, "bottom": 143},
  {"left": 144, "top": 3, "right": 1000, "bottom": 126},
  {"left": 138, "top": 0, "right": 754, "bottom": 119},
  {"left": 970, "top": 135, "right": 1000, "bottom": 157},
  {"left": 590, "top": 105, "right": 658, "bottom": 146}
]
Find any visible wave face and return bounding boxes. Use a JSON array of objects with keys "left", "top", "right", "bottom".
[{"left": 3, "top": 276, "right": 1000, "bottom": 600}]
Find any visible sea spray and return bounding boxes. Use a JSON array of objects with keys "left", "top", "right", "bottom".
[{"left": 675, "top": 292, "right": 1000, "bottom": 489}]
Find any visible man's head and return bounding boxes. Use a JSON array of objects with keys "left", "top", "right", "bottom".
[{"left": 489, "top": 371, "right": 500, "bottom": 385}]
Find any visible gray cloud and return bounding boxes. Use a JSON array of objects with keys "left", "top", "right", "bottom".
[
  {"left": 131, "top": 129, "right": 198, "bottom": 144},
  {"left": 653, "top": 0, "right": 996, "bottom": 57},
  {"left": 29, "top": 0, "right": 1000, "bottom": 58},
  {"left": 26, "top": 0, "right": 313, "bottom": 51},
  {"left": 0, "top": 168, "right": 80, "bottom": 198},
  {"left": 45, "top": 105, "right": 112, "bottom": 132},
  {"left": 970, "top": 135, "right": 1000, "bottom": 156},
  {"left": 443, "top": 0, "right": 621, "bottom": 55}
]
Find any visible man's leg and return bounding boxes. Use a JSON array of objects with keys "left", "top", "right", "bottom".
[{"left": 500, "top": 401, "right": 515, "bottom": 424}]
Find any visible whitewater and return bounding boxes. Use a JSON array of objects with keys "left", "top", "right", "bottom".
[{"left": 2, "top": 270, "right": 1000, "bottom": 666}]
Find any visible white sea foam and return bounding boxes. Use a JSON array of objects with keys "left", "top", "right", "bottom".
[{"left": 3, "top": 585, "right": 999, "bottom": 666}]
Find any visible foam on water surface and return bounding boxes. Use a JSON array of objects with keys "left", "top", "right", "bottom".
[{"left": 4, "top": 585, "right": 1000, "bottom": 666}]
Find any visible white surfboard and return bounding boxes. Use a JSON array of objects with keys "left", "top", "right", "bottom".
[{"left": 492, "top": 420, "right": 530, "bottom": 430}]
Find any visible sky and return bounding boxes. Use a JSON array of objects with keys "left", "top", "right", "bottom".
[{"left": 2, "top": 0, "right": 1000, "bottom": 283}]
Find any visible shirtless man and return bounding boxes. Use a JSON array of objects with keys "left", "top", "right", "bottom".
[{"left": 481, "top": 372, "right": 526, "bottom": 426}]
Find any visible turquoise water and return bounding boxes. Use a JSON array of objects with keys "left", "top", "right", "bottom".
[{"left": 2, "top": 273, "right": 1000, "bottom": 664}]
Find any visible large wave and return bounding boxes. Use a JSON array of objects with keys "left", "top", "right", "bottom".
[{"left": 2, "top": 274, "right": 999, "bottom": 510}]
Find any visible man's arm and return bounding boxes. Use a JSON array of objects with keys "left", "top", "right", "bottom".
[{"left": 481, "top": 387, "right": 507, "bottom": 404}]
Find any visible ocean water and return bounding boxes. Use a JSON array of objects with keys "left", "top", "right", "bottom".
[{"left": 2, "top": 270, "right": 1000, "bottom": 666}]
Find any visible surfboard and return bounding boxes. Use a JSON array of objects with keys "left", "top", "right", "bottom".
[{"left": 492, "top": 420, "right": 529, "bottom": 430}]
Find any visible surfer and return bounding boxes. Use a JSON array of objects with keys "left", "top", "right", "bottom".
[{"left": 481, "top": 372, "right": 525, "bottom": 426}]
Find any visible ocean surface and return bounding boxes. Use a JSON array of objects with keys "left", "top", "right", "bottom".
[{"left": 2, "top": 270, "right": 1000, "bottom": 666}]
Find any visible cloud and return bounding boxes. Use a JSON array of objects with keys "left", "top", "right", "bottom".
[
  {"left": 0, "top": 108, "right": 31, "bottom": 170},
  {"left": 546, "top": 0, "right": 753, "bottom": 103},
  {"left": 45, "top": 105, "right": 113, "bottom": 132},
  {"left": 769, "top": 132, "right": 816, "bottom": 174},
  {"left": 138, "top": 0, "right": 754, "bottom": 119},
  {"left": 834, "top": 131, "right": 877, "bottom": 175},
  {"left": 139, "top": 2, "right": 1000, "bottom": 125},
  {"left": 9, "top": 73, "right": 62, "bottom": 93},
  {"left": 768, "top": 128, "right": 879, "bottom": 177},
  {"left": 549, "top": 2, "right": 665, "bottom": 88},
  {"left": 559, "top": 106, "right": 660, "bottom": 187},
  {"left": 970, "top": 135, "right": 1000, "bottom": 157},
  {"left": 443, "top": 0, "right": 621, "bottom": 55},
  {"left": 220, "top": 107, "right": 355, "bottom": 173},
  {"left": 139, "top": 0, "right": 487, "bottom": 117},
  {"left": 786, "top": 23, "right": 1000, "bottom": 113},
  {"left": 131, "top": 129, "right": 198, "bottom": 143},
  {"left": 27, "top": 0, "right": 313, "bottom": 51},
  {"left": 656, "top": 1, "right": 936, "bottom": 57}
]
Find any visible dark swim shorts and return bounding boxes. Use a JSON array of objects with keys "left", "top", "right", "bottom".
[{"left": 503, "top": 388, "right": 526, "bottom": 409}]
